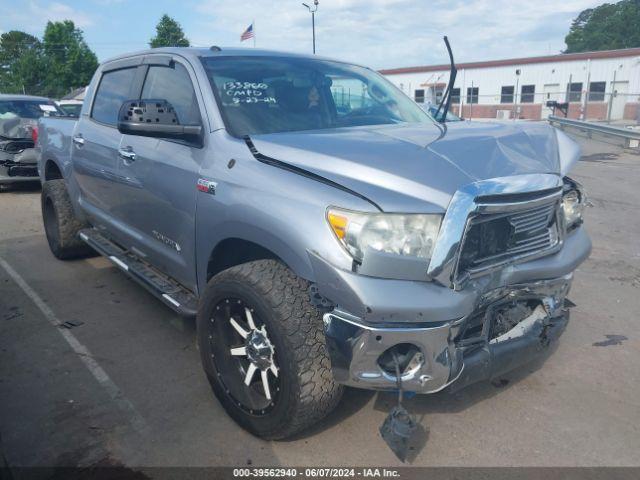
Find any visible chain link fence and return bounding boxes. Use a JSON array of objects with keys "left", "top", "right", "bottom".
[{"left": 425, "top": 91, "right": 640, "bottom": 122}]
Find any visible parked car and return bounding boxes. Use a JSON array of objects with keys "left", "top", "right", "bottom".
[
  {"left": 56, "top": 100, "right": 83, "bottom": 118},
  {"left": 38, "top": 47, "right": 591, "bottom": 439},
  {"left": 1, "top": 94, "right": 64, "bottom": 185}
]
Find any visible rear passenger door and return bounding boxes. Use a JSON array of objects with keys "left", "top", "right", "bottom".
[
  {"left": 73, "top": 62, "right": 141, "bottom": 228},
  {"left": 115, "top": 57, "right": 205, "bottom": 291}
]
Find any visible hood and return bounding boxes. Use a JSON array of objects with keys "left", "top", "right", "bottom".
[{"left": 251, "top": 121, "right": 561, "bottom": 213}]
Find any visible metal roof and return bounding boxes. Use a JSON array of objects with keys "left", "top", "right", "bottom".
[
  {"left": 61, "top": 87, "right": 86, "bottom": 101},
  {"left": 379, "top": 47, "right": 640, "bottom": 75},
  {"left": 102, "top": 46, "right": 346, "bottom": 65}
]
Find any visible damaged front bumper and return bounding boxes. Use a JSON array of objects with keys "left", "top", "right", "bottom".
[
  {"left": 323, "top": 275, "right": 571, "bottom": 393},
  {"left": 314, "top": 227, "right": 590, "bottom": 394},
  {"left": 0, "top": 162, "right": 39, "bottom": 183},
  {"left": 0, "top": 148, "right": 39, "bottom": 183}
]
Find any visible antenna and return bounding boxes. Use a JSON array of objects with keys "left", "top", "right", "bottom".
[{"left": 433, "top": 36, "right": 457, "bottom": 123}]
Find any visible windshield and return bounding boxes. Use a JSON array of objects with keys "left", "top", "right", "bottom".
[
  {"left": 424, "top": 104, "right": 462, "bottom": 122},
  {"left": 0, "top": 99, "right": 64, "bottom": 139},
  {"left": 201, "top": 56, "right": 432, "bottom": 136},
  {"left": 58, "top": 103, "right": 82, "bottom": 117},
  {"left": 0, "top": 100, "right": 62, "bottom": 119}
]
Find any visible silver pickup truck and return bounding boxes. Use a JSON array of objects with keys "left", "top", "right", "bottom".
[{"left": 37, "top": 47, "right": 591, "bottom": 440}]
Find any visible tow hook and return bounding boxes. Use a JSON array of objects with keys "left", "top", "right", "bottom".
[{"left": 379, "top": 351, "right": 421, "bottom": 462}]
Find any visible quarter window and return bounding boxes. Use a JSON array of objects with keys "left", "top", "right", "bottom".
[
  {"left": 141, "top": 63, "right": 201, "bottom": 125},
  {"left": 91, "top": 67, "right": 138, "bottom": 126}
]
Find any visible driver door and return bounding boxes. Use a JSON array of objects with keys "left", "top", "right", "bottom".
[{"left": 114, "top": 57, "right": 206, "bottom": 290}]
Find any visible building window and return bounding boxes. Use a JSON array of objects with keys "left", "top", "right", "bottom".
[
  {"left": 434, "top": 86, "right": 445, "bottom": 105},
  {"left": 588, "top": 81, "right": 606, "bottom": 102},
  {"left": 501, "top": 86, "right": 514, "bottom": 103},
  {"left": 566, "top": 82, "right": 582, "bottom": 102},
  {"left": 450, "top": 88, "right": 460, "bottom": 104},
  {"left": 414, "top": 89, "right": 425, "bottom": 103},
  {"left": 521, "top": 85, "right": 535, "bottom": 103},
  {"left": 466, "top": 87, "right": 479, "bottom": 104}
]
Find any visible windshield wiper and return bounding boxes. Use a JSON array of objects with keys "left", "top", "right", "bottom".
[{"left": 433, "top": 36, "right": 457, "bottom": 124}]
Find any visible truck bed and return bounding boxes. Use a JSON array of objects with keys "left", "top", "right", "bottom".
[{"left": 37, "top": 116, "right": 78, "bottom": 182}]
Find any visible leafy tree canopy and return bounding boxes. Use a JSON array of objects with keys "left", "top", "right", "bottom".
[
  {"left": 150, "top": 14, "right": 190, "bottom": 48},
  {"left": 42, "top": 20, "right": 99, "bottom": 98},
  {"left": 0, "top": 31, "right": 45, "bottom": 94},
  {"left": 0, "top": 21, "right": 98, "bottom": 98},
  {"left": 565, "top": 0, "right": 640, "bottom": 53}
]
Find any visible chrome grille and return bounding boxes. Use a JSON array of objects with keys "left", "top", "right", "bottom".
[{"left": 457, "top": 200, "right": 560, "bottom": 275}]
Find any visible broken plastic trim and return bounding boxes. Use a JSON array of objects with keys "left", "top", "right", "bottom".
[
  {"left": 379, "top": 351, "right": 419, "bottom": 462},
  {"left": 243, "top": 136, "right": 382, "bottom": 212}
]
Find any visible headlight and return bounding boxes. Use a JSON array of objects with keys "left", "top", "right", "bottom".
[
  {"left": 562, "top": 178, "right": 585, "bottom": 230},
  {"left": 327, "top": 207, "right": 442, "bottom": 262}
]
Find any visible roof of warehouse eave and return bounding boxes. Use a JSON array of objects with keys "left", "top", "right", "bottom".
[{"left": 379, "top": 47, "right": 640, "bottom": 75}]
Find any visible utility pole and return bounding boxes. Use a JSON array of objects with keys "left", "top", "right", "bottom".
[
  {"left": 513, "top": 68, "right": 520, "bottom": 120},
  {"left": 302, "top": 0, "right": 319, "bottom": 54},
  {"left": 470, "top": 80, "right": 474, "bottom": 119}
]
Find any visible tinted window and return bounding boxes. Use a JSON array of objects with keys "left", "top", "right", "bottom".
[
  {"left": 566, "top": 82, "right": 582, "bottom": 103},
  {"left": 466, "top": 87, "right": 478, "bottom": 104},
  {"left": 500, "top": 86, "right": 514, "bottom": 104},
  {"left": 450, "top": 88, "right": 460, "bottom": 104},
  {"left": 92, "top": 67, "right": 137, "bottom": 125},
  {"left": 521, "top": 85, "right": 535, "bottom": 103},
  {"left": 201, "top": 56, "right": 430, "bottom": 137},
  {"left": 141, "top": 63, "right": 201, "bottom": 125},
  {"left": 588, "top": 81, "right": 606, "bottom": 102},
  {"left": 0, "top": 100, "right": 62, "bottom": 119},
  {"left": 59, "top": 103, "right": 82, "bottom": 117},
  {"left": 414, "top": 89, "right": 425, "bottom": 103},
  {"left": 0, "top": 100, "right": 63, "bottom": 138}
]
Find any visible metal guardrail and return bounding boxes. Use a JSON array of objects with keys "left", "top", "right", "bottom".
[{"left": 548, "top": 116, "right": 640, "bottom": 149}]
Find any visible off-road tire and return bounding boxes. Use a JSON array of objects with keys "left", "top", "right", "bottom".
[
  {"left": 197, "top": 259, "right": 344, "bottom": 439},
  {"left": 41, "top": 179, "right": 94, "bottom": 260}
]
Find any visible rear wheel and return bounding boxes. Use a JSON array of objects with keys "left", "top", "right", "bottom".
[
  {"left": 197, "top": 260, "right": 343, "bottom": 439},
  {"left": 41, "top": 179, "right": 94, "bottom": 260}
]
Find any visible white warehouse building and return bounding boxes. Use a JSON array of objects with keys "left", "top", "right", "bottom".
[{"left": 380, "top": 47, "right": 640, "bottom": 122}]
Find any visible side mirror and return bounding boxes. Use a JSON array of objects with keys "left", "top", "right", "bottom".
[{"left": 117, "top": 99, "right": 202, "bottom": 144}]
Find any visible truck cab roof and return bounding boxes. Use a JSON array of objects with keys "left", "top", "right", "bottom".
[{"left": 101, "top": 47, "right": 366, "bottom": 69}]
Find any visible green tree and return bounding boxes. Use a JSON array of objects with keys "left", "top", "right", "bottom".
[
  {"left": 149, "top": 14, "right": 190, "bottom": 48},
  {"left": 0, "top": 31, "right": 45, "bottom": 94},
  {"left": 42, "top": 20, "right": 99, "bottom": 98},
  {"left": 564, "top": 0, "right": 640, "bottom": 53}
]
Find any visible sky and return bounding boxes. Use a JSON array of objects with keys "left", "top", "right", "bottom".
[{"left": 0, "top": 0, "right": 607, "bottom": 70}]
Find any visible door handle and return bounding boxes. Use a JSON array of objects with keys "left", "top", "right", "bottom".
[
  {"left": 118, "top": 147, "right": 136, "bottom": 163},
  {"left": 72, "top": 135, "right": 85, "bottom": 147}
]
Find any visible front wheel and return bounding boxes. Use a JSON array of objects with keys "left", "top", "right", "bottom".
[{"left": 197, "top": 260, "right": 343, "bottom": 439}]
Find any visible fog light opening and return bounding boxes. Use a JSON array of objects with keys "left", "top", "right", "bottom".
[{"left": 377, "top": 343, "right": 424, "bottom": 378}]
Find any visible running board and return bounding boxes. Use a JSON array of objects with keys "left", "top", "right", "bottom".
[{"left": 79, "top": 229, "right": 198, "bottom": 317}]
